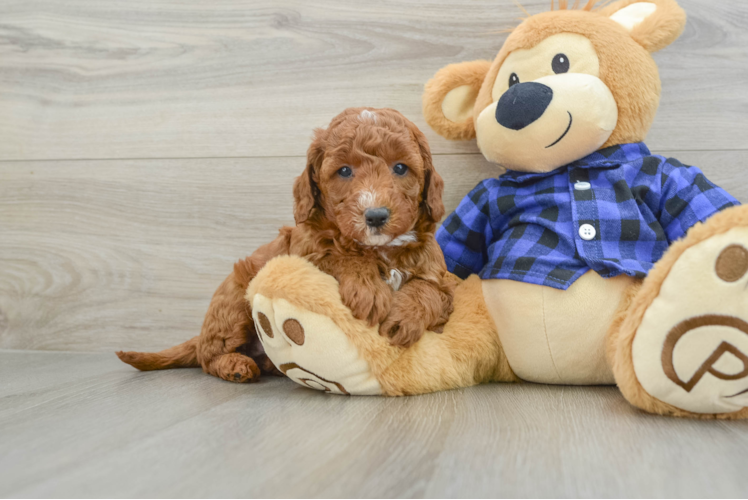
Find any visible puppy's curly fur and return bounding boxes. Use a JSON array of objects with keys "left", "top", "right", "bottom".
[{"left": 117, "top": 108, "right": 455, "bottom": 383}]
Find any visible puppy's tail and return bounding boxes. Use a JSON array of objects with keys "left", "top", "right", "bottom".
[{"left": 116, "top": 336, "right": 200, "bottom": 371}]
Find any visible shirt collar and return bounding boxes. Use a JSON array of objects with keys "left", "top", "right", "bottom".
[{"left": 500, "top": 143, "right": 652, "bottom": 183}]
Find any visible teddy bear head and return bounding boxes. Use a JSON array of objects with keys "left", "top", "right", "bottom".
[{"left": 423, "top": 0, "right": 687, "bottom": 173}]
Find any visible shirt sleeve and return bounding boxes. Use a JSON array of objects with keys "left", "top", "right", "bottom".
[
  {"left": 436, "top": 180, "right": 493, "bottom": 279},
  {"left": 656, "top": 158, "right": 740, "bottom": 243}
]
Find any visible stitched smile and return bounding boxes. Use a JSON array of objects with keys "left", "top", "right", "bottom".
[{"left": 546, "top": 111, "right": 573, "bottom": 149}]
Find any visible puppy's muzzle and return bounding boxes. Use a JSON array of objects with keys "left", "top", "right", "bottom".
[
  {"left": 365, "top": 207, "right": 390, "bottom": 229},
  {"left": 495, "top": 82, "right": 553, "bottom": 131}
]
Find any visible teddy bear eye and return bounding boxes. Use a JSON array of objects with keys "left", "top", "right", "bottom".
[
  {"left": 552, "top": 53, "right": 570, "bottom": 74},
  {"left": 509, "top": 73, "right": 520, "bottom": 87}
]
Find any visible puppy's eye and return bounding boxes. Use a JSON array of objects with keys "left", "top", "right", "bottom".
[
  {"left": 393, "top": 163, "right": 409, "bottom": 176},
  {"left": 337, "top": 166, "right": 353, "bottom": 178},
  {"left": 509, "top": 73, "right": 520, "bottom": 87},
  {"left": 552, "top": 53, "right": 569, "bottom": 74}
]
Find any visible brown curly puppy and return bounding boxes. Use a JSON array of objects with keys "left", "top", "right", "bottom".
[{"left": 117, "top": 108, "right": 455, "bottom": 383}]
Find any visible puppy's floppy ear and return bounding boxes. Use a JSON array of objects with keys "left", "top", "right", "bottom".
[
  {"left": 423, "top": 60, "right": 492, "bottom": 141},
  {"left": 601, "top": 0, "right": 687, "bottom": 53},
  {"left": 423, "top": 161, "right": 445, "bottom": 223},
  {"left": 293, "top": 128, "right": 325, "bottom": 224},
  {"left": 411, "top": 126, "right": 445, "bottom": 223}
]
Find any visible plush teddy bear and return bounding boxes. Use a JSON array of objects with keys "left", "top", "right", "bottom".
[{"left": 248, "top": 0, "right": 748, "bottom": 419}]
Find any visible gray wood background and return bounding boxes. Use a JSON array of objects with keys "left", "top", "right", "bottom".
[
  {"left": 2, "top": 1, "right": 748, "bottom": 498},
  {"left": 1, "top": 0, "right": 747, "bottom": 353}
]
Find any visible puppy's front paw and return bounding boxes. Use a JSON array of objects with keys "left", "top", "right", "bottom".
[
  {"left": 215, "top": 352, "right": 261, "bottom": 383},
  {"left": 380, "top": 307, "right": 426, "bottom": 348},
  {"left": 339, "top": 276, "right": 392, "bottom": 327}
]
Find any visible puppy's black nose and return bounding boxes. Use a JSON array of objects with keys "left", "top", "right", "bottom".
[
  {"left": 495, "top": 82, "right": 553, "bottom": 131},
  {"left": 365, "top": 207, "right": 390, "bottom": 228}
]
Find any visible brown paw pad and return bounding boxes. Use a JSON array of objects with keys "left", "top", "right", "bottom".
[
  {"left": 716, "top": 244, "right": 748, "bottom": 282},
  {"left": 257, "top": 312, "right": 274, "bottom": 338},
  {"left": 283, "top": 319, "right": 305, "bottom": 345}
]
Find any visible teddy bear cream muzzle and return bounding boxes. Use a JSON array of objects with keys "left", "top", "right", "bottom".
[{"left": 476, "top": 73, "right": 618, "bottom": 173}]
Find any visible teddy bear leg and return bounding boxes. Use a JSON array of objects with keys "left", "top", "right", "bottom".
[
  {"left": 608, "top": 205, "right": 748, "bottom": 418},
  {"left": 247, "top": 255, "right": 516, "bottom": 396},
  {"left": 374, "top": 274, "right": 518, "bottom": 396},
  {"left": 247, "top": 256, "right": 386, "bottom": 395}
]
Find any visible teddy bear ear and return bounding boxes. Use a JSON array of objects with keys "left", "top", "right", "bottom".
[
  {"left": 600, "top": 0, "right": 687, "bottom": 53},
  {"left": 422, "top": 60, "right": 492, "bottom": 141}
]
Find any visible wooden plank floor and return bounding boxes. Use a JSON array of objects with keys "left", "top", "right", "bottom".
[
  {"left": 2, "top": 0, "right": 748, "bottom": 497},
  {"left": 1, "top": 350, "right": 747, "bottom": 498}
]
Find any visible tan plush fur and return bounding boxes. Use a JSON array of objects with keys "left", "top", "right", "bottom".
[
  {"left": 381, "top": 274, "right": 519, "bottom": 395},
  {"left": 608, "top": 205, "right": 748, "bottom": 419},
  {"left": 598, "top": 0, "right": 687, "bottom": 53},
  {"left": 475, "top": 9, "right": 659, "bottom": 149},
  {"left": 118, "top": 108, "right": 454, "bottom": 382},
  {"left": 423, "top": 0, "right": 687, "bottom": 149},
  {"left": 248, "top": 257, "right": 517, "bottom": 396},
  {"left": 422, "top": 60, "right": 492, "bottom": 141},
  {"left": 420, "top": 0, "right": 748, "bottom": 418}
]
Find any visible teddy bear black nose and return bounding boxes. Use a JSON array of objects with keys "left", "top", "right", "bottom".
[{"left": 495, "top": 82, "right": 554, "bottom": 131}]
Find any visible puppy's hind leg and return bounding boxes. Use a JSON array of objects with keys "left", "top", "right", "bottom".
[
  {"left": 194, "top": 230, "right": 294, "bottom": 383},
  {"left": 196, "top": 269, "right": 262, "bottom": 383},
  {"left": 195, "top": 239, "right": 290, "bottom": 383}
]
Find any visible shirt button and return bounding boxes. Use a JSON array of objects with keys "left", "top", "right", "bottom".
[
  {"left": 579, "top": 224, "right": 596, "bottom": 241},
  {"left": 574, "top": 181, "right": 591, "bottom": 191}
]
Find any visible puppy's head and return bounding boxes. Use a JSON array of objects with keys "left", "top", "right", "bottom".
[{"left": 293, "top": 107, "right": 444, "bottom": 247}]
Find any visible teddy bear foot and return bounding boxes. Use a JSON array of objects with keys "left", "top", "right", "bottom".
[
  {"left": 247, "top": 256, "right": 384, "bottom": 396},
  {"left": 626, "top": 207, "right": 748, "bottom": 416}
]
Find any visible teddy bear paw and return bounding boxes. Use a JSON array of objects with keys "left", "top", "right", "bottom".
[
  {"left": 632, "top": 225, "right": 748, "bottom": 414},
  {"left": 250, "top": 291, "right": 383, "bottom": 396}
]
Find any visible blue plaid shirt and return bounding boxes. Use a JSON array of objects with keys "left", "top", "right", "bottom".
[{"left": 437, "top": 143, "right": 740, "bottom": 290}]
